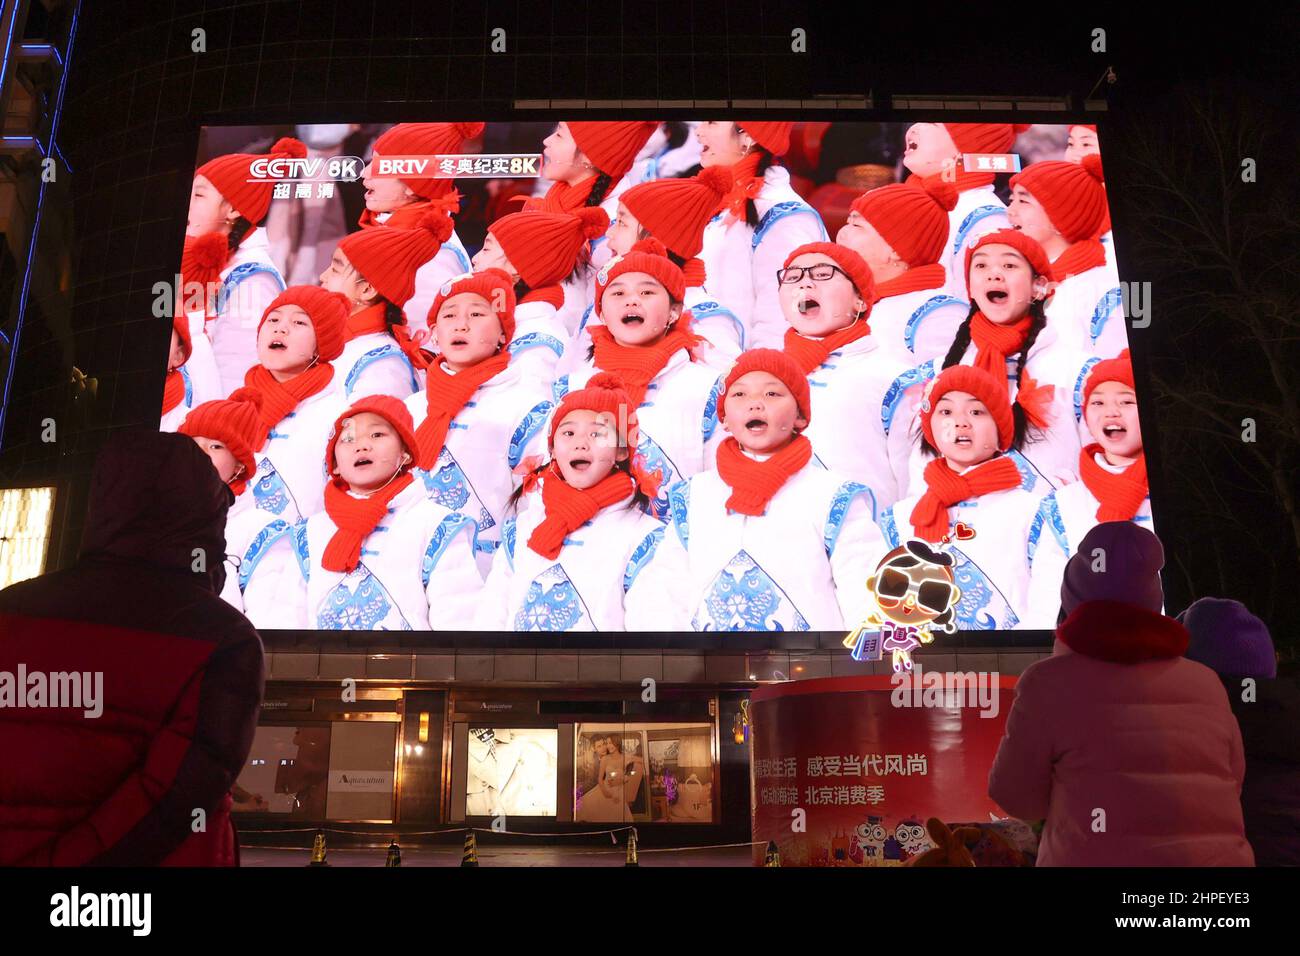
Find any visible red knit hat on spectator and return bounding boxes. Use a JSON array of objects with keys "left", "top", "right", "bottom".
[
  {"left": 1083, "top": 348, "right": 1135, "bottom": 406},
  {"left": 566, "top": 122, "right": 659, "bottom": 181},
  {"left": 1009, "top": 154, "right": 1108, "bottom": 244},
  {"left": 429, "top": 268, "right": 518, "bottom": 344},
  {"left": 964, "top": 228, "right": 1056, "bottom": 284},
  {"left": 488, "top": 208, "right": 609, "bottom": 289},
  {"left": 197, "top": 136, "right": 307, "bottom": 224},
  {"left": 782, "top": 241, "right": 875, "bottom": 302},
  {"left": 338, "top": 203, "right": 456, "bottom": 305},
  {"left": 943, "top": 123, "right": 1031, "bottom": 157},
  {"left": 371, "top": 123, "right": 486, "bottom": 199},
  {"left": 257, "top": 286, "right": 351, "bottom": 363},
  {"left": 619, "top": 166, "right": 733, "bottom": 262},
  {"left": 178, "top": 387, "right": 266, "bottom": 495},
  {"left": 736, "top": 121, "right": 794, "bottom": 157},
  {"left": 594, "top": 238, "right": 687, "bottom": 317},
  {"left": 920, "top": 364, "right": 1015, "bottom": 453},
  {"left": 717, "top": 349, "right": 812, "bottom": 425},
  {"left": 851, "top": 177, "right": 959, "bottom": 267},
  {"left": 325, "top": 394, "right": 419, "bottom": 475}
]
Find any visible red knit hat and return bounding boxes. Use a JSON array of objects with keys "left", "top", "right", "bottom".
[
  {"left": 851, "top": 178, "right": 958, "bottom": 266},
  {"left": 196, "top": 136, "right": 307, "bottom": 224},
  {"left": 1009, "top": 154, "right": 1108, "bottom": 244},
  {"left": 943, "top": 123, "right": 1031, "bottom": 156},
  {"left": 594, "top": 238, "right": 686, "bottom": 317},
  {"left": 566, "top": 122, "right": 659, "bottom": 181},
  {"left": 371, "top": 122, "right": 486, "bottom": 198},
  {"left": 965, "top": 228, "right": 1056, "bottom": 285},
  {"left": 1083, "top": 348, "right": 1135, "bottom": 406},
  {"left": 178, "top": 387, "right": 266, "bottom": 495},
  {"left": 171, "top": 314, "right": 193, "bottom": 364},
  {"left": 488, "top": 208, "right": 609, "bottom": 289},
  {"left": 920, "top": 364, "right": 1015, "bottom": 452},
  {"left": 717, "top": 349, "right": 812, "bottom": 424},
  {"left": 325, "top": 395, "right": 419, "bottom": 474},
  {"left": 1071, "top": 124, "right": 1098, "bottom": 133},
  {"left": 429, "top": 268, "right": 517, "bottom": 344},
  {"left": 337, "top": 202, "right": 456, "bottom": 305},
  {"left": 783, "top": 241, "right": 875, "bottom": 303},
  {"left": 257, "top": 286, "right": 351, "bottom": 363},
  {"left": 619, "top": 166, "right": 733, "bottom": 260},
  {"left": 547, "top": 372, "right": 640, "bottom": 451},
  {"left": 736, "top": 121, "right": 794, "bottom": 157}
]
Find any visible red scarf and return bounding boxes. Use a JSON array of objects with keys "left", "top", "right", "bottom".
[
  {"left": 715, "top": 435, "right": 812, "bottom": 516},
  {"left": 520, "top": 285, "right": 566, "bottom": 310},
  {"left": 911, "top": 456, "right": 1021, "bottom": 542},
  {"left": 523, "top": 177, "right": 598, "bottom": 214},
  {"left": 162, "top": 370, "right": 186, "bottom": 416},
  {"left": 1051, "top": 239, "right": 1108, "bottom": 283},
  {"left": 782, "top": 321, "right": 872, "bottom": 375},
  {"left": 1078, "top": 445, "right": 1148, "bottom": 521},
  {"left": 527, "top": 470, "right": 635, "bottom": 559},
  {"left": 358, "top": 198, "right": 449, "bottom": 231},
  {"left": 415, "top": 352, "right": 511, "bottom": 469},
  {"left": 589, "top": 321, "right": 705, "bottom": 409},
  {"left": 243, "top": 363, "right": 335, "bottom": 445},
  {"left": 321, "top": 473, "right": 415, "bottom": 573},
  {"left": 719, "top": 151, "right": 766, "bottom": 223},
  {"left": 872, "top": 263, "right": 947, "bottom": 301},
  {"left": 969, "top": 310, "right": 1032, "bottom": 383}
]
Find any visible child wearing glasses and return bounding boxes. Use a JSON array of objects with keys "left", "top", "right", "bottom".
[
  {"left": 778, "top": 242, "right": 924, "bottom": 513},
  {"left": 877, "top": 364, "right": 1041, "bottom": 629},
  {"left": 653, "top": 350, "right": 886, "bottom": 632}
]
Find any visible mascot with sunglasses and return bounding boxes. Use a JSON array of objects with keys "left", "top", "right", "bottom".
[{"left": 844, "top": 540, "right": 961, "bottom": 672}]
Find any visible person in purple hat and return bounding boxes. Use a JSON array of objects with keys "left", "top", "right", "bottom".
[
  {"left": 987, "top": 522, "right": 1254, "bottom": 866},
  {"left": 1181, "top": 598, "right": 1298, "bottom": 866}
]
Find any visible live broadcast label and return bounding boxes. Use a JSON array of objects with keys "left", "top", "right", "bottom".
[
  {"left": 962, "top": 152, "right": 1022, "bottom": 173},
  {"left": 371, "top": 153, "right": 542, "bottom": 178}
]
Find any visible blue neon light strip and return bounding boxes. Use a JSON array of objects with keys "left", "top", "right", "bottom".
[{"left": 0, "top": 2, "right": 81, "bottom": 448}]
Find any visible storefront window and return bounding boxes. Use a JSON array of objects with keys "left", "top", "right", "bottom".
[
  {"left": 466, "top": 728, "right": 559, "bottom": 817},
  {"left": 575, "top": 723, "right": 714, "bottom": 824}
]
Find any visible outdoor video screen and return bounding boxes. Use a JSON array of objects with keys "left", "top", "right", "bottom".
[{"left": 163, "top": 119, "right": 1148, "bottom": 638}]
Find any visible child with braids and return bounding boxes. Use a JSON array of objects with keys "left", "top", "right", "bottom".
[
  {"left": 1025, "top": 351, "right": 1153, "bottom": 627},
  {"left": 893, "top": 229, "right": 1093, "bottom": 497},
  {"left": 523, "top": 121, "right": 661, "bottom": 333},
  {"left": 475, "top": 375, "right": 683, "bottom": 632},
  {"left": 878, "top": 364, "right": 1042, "bottom": 629},
  {"left": 556, "top": 239, "right": 724, "bottom": 518}
]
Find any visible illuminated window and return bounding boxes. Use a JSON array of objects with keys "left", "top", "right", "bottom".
[{"left": 0, "top": 486, "right": 55, "bottom": 590}]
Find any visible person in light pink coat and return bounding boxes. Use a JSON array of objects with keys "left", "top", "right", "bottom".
[{"left": 988, "top": 522, "right": 1254, "bottom": 867}]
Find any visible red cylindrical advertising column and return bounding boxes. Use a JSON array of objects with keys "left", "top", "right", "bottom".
[{"left": 750, "top": 674, "right": 1017, "bottom": 866}]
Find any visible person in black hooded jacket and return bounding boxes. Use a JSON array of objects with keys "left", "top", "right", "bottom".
[{"left": 0, "top": 429, "right": 264, "bottom": 865}]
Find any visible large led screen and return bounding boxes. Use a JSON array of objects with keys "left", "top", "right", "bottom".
[{"left": 163, "top": 120, "right": 1147, "bottom": 638}]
